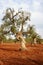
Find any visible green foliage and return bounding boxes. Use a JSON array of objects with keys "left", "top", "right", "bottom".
[
  {"left": 26, "top": 25, "right": 42, "bottom": 44},
  {"left": 25, "top": 37, "right": 31, "bottom": 43},
  {"left": 36, "top": 35, "right": 41, "bottom": 44},
  {"left": 1, "top": 8, "right": 30, "bottom": 42},
  {"left": 11, "top": 25, "right": 17, "bottom": 34},
  {"left": 0, "top": 34, "right": 6, "bottom": 43},
  {"left": 0, "top": 8, "right": 42, "bottom": 44}
]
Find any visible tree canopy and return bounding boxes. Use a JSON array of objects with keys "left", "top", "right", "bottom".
[{"left": 0, "top": 8, "right": 42, "bottom": 44}]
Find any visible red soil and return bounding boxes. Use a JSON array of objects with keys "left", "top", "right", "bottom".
[{"left": 0, "top": 43, "right": 43, "bottom": 65}]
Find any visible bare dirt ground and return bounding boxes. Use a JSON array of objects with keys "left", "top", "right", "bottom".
[{"left": 0, "top": 43, "right": 43, "bottom": 65}]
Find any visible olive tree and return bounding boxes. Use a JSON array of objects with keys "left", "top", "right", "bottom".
[
  {"left": 27, "top": 25, "right": 41, "bottom": 45},
  {"left": 2, "top": 8, "right": 30, "bottom": 50}
]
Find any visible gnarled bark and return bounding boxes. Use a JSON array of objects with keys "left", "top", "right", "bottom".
[{"left": 16, "top": 32, "right": 27, "bottom": 50}]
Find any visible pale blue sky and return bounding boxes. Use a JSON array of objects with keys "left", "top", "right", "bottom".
[{"left": 0, "top": 0, "right": 43, "bottom": 38}]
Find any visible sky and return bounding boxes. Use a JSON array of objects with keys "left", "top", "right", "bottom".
[{"left": 0, "top": 0, "right": 43, "bottom": 38}]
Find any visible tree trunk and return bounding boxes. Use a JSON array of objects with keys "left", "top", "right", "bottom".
[
  {"left": 20, "top": 36, "right": 27, "bottom": 50},
  {"left": 34, "top": 38, "right": 37, "bottom": 44},
  {"left": 16, "top": 32, "right": 27, "bottom": 50}
]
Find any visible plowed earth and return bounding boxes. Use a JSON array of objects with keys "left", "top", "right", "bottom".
[{"left": 0, "top": 43, "right": 43, "bottom": 65}]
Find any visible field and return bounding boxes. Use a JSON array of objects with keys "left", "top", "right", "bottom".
[{"left": 0, "top": 43, "right": 43, "bottom": 65}]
